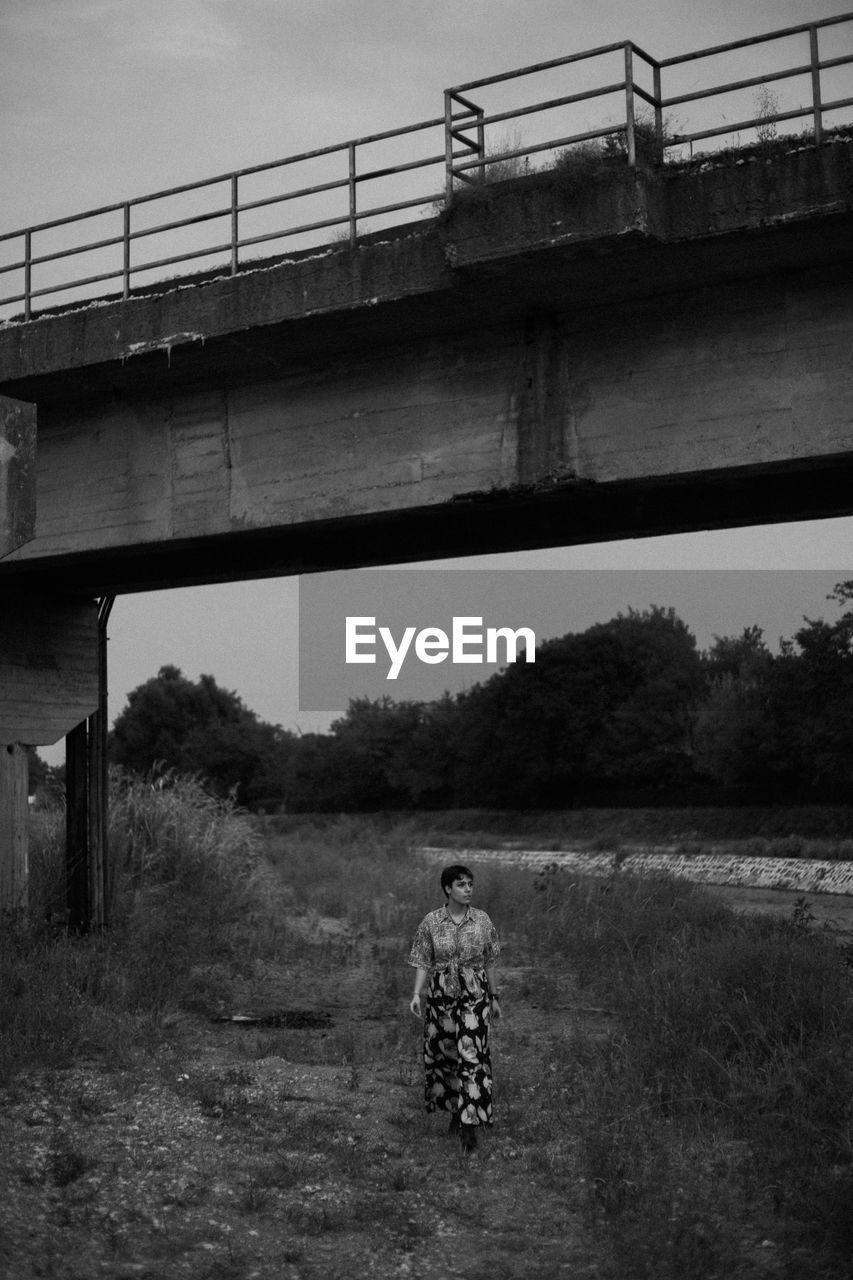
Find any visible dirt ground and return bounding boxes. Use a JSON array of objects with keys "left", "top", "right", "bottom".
[
  {"left": 0, "top": 941, "right": 609, "bottom": 1280},
  {"left": 1, "top": 873, "right": 844, "bottom": 1280}
]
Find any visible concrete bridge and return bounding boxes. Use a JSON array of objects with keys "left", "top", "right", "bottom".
[
  {"left": 2, "top": 139, "right": 853, "bottom": 594},
  {"left": 1, "top": 14, "right": 852, "bottom": 925}
]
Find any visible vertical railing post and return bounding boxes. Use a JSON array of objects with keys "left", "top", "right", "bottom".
[
  {"left": 122, "top": 204, "right": 131, "bottom": 299},
  {"left": 444, "top": 90, "right": 455, "bottom": 204},
  {"left": 231, "top": 175, "right": 239, "bottom": 275},
  {"left": 348, "top": 143, "right": 357, "bottom": 249},
  {"left": 653, "top": 62, "right": 664, "bottom": 163},
  {"left": 476, "top": 108, "right": 486, "bottom": 185},
  {"left": 809, "top": 25, "right": 823, "bottom": 146},
  {"left": 624, "top": 43, "right": 637, "bottom": 167},
  {"left": 23, "top": 230, "right": 31, "bottom": 322}
]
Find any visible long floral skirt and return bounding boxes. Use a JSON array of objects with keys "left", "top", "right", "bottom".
[{"left": 423, "top": 967, "right": 493, "bottom": 1127}]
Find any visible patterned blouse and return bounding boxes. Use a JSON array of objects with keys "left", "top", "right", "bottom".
[{"left": 408, "top": 905, "right": 500, "bottom": 998}]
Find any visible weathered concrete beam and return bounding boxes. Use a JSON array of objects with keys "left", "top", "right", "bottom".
[
  {"left": 0, "top": 257, "right": 851, "bottom": 596},
  {"left": 0, "top": 594, "right": 99, "bottom": 745},
  {"left": 0, "top": 396, "right": 36, "bottom": 559}
]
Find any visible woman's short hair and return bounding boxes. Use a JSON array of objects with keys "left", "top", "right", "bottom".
[{"left": 441, "top": 864, "right": 474, "bottom": 897}]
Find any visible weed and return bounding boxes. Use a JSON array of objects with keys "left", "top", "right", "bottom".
[
  {"left": 755, "top": 84, "right": 780, "bottom": 150},
  {"left": 483, "top": 127, "right": 533, "bottom": 184},
  {"left": 238, "top": 1180, "right": 271, "bottom": 1214}
]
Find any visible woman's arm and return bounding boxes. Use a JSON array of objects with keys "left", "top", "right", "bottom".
[
  {"left": 409, "top": 966, "right": 429, "bottom": 1018},
  {"left": 485, "top": 963, "right": 501, "bottom": 1018}
]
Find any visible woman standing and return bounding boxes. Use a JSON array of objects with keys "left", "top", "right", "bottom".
[{"left": 408, "top": 864, "right": 501, "bottom": 1153}]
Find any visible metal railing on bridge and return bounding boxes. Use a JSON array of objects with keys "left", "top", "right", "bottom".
[{"left": 1, "top": 10, "right": 851, "bottom": 323}]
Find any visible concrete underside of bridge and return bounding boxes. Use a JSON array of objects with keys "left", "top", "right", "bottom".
[{"left": 1, "top": 139, "right": 852, "bottom": 596}]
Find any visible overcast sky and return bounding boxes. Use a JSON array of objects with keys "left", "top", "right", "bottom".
[{"left": 3, "top": 1, "right": 853, "bottom": 759}]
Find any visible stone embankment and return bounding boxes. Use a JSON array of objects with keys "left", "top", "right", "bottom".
[{"left": 416, "top": 846, "right": 853, "bottom": 896}]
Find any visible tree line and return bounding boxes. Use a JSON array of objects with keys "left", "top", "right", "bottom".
[{"left": 104, "top": 581, "right": 853, "bottom": 811}]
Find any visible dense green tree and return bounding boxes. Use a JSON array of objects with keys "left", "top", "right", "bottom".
[
  {"left": 693, "top": 627, "right": 778, "bottom": 789},
  {"left": 694, "top": 585, "right": 853, "bottom": 799},
  {"left": 451, "top": 606, "right": 703, "bottom": 806},
  {"left": 767, "top": 585, "right": 853, "bottom": 797},
  {"left": 110, "top": 665, "right": 294, "bottom": 809},
  {"left": 326, "top": 697, "right": 425, "bottom": 810}
]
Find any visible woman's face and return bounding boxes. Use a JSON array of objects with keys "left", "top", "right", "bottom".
[{"left": 446, "top": 875, "right": 473, "bottom": 909}]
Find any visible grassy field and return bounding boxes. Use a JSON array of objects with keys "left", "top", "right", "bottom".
[
  {"left": 1, "top": 781, "right": 852, "bottom": 1278},
  {"left": 265, "top": 804, "right": 853, "bottom": 855}
]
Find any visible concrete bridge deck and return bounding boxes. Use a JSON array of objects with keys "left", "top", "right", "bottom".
[{"left": 1, "top": 136, "right": 852, "bottom": 596}]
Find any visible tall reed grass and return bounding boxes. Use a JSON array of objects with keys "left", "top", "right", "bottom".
[
  {"left": 1, "top": 769, "right": 268, "bottom": 1083},
  {"left": 508, "top": 864, "right": 853, "bottom": 1272}
]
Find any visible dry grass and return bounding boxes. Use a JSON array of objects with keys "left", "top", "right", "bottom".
[{"left": 3, "top": 793, "right": 852, "bottom": 1277}]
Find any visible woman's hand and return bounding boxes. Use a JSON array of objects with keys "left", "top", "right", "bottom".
[
  {"left": 410, "top": 992, "right": 423, "bottom": 1018},
  {"left": 490, "top": 995, "right": 502, "bottom": 1021}
]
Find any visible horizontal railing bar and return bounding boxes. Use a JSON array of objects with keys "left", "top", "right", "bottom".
[
  {"left": 452, "top": 125, "right": 624, "bottom": 173},
  {"left": 0, "top": 258, "right": 26, "bottom": 277},
  {"left": 127, "top": 117, "right": 449, "bottom": 198},
  {"left": 28, "top": 266, "right": 129, "bottom": 300},
  {"left": 627, "top": 40, "right": 660, "bottom": 70},
  {"left": 632, "top": 84, "right": 658, "bottom": 109},
  {"left": 816, "top": 93, "right": 853, "bottom": 114},
  {"left": 0, "top": 290, "right": 26, "bottom": 306},
  {"left": 28, "top": 233, "right": 126, "bottom": 267},
  {"left": 659, "top": 11, "right": 853, "bottom": 69},
  {"left": 242, "top": 176, "right": 350, "bottom": 211},
  {"left": 820, "top": 53, "right": 853, "bottom": 73},
  {"left": 0, "top": 205, "right": 122, "bottom": 244},
  {"left": 473, "top": 82, "right": 628, "bottom": 131},
  {"left": 353, "top": 153, "right": 445, "bottom": 184},
  {"left": 14, "top": 154, "right": 444, "bottom": 269},
  {"left": 450, "top": 41, "right": 628, "bottom": 94},
  {"left": 450, "top": 123, "right": 481, "bottom": 139},
  {"left": 235, "top": 183, "right": 345, "bottom": 218},
  {"left": 235, "top": 191, "right": 442, "bottom": 249},
  {"left": 450, "top": 131, "right": 482, "bottom": 151},
  {"left": 126, "top": 242, "right": 233, "bottom": 278},
  {"left": 671, "top": 102, "right": 817, "bottom": 145},
  {"left": 661, "top": 63, "right": 812, "bottom": 109},
  {"left": 349, "top": 191, "right": 444, "bottom": 222},
  {"left": 0, "top": 115, "right": 451, "bottom": 245},
  {"left": 448, "top": 91, "right": 482, "bottom": 115},
  {"left": 128, "top": 206, "right": 232, "bottom": 243},
  {"left": 236, "top": 214, "right": 351, "bottom": 250}
]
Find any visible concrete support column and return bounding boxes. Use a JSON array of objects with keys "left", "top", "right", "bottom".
[
  {"left": 65, "top": 721, "right": 90, "bottom": 931},
  {"left": 0, "top": 593, "right": 100, "bottom": 926},
  {"left": 65, "top": 596, "right": 113, "bottom": 933},
  {"left": 0, "top": 744, "right": 29, "bottom": 916}
]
